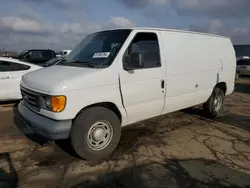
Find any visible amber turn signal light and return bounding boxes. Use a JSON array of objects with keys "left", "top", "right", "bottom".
[{"left": 51, "top": 96, "right": 66, "bottom": 112}]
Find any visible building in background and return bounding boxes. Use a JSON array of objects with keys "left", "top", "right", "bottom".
[{"left": 0, "top": 50, "right": 18, "bottom": 57}]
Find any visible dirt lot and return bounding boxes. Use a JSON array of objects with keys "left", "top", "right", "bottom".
[{"left": 1, "top": 78, "right": 250, "bottom": 188}]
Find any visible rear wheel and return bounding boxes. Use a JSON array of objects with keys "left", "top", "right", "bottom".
[
  {"left": 70, "top": 107, "right": 121, "bottom": 160},
  {"left": 203, "top": 87, "right": 225, "bottom": 118}
]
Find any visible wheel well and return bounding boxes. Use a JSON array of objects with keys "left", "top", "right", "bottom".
[
  {"left": 75, "top": 102, "right": 122, "bottom": 123},
  {"left": 215, "top": 82, "right": 227, "bottom": 94}
]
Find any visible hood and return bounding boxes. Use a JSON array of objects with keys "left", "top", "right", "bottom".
[{"left": 21, "top": 65, "right": 106, "bottom": 94}]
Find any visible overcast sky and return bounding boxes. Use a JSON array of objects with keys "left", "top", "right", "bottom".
[{"left": 0, "top": 0, "right": 249, "bottom": 52}]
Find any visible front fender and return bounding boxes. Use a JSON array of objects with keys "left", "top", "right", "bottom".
[{"left": 45, "top": 85, "right": 126, "bottom": 122}]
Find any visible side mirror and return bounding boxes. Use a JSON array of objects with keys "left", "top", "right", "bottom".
[{"left": 124, "top": 52, "right": 144, "bottom": 70}]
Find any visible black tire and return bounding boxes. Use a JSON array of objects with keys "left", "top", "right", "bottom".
[
  {"left": 70, "top": 107, "right": 121, "bottom": 160},
  {"left": 203, "top": 87, "right": 225, "bottom": 118}
]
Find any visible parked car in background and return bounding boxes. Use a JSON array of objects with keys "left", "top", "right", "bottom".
[
  {"left": 18, "top": 28, "right": 236, "bottom": 161},
  {"left": 0, "top": 57, "right": 42, "bottom": 101},
  {"left": 56, "top": 50, "right": 72, "bottom": 58},
  {"left": 11, "top": 49, "right": 56, "bottom": 65},
  {"left": 234, "top": 45, "right": 250, "bottom": 79},
  {"left": 236, "top": 58, "right": 250, "bottom": 78},
  {"left": 40, "top": 57, "right": 64, "bottom": 67}
]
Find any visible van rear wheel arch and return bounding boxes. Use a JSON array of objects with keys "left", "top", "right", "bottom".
[
  {"left": 214, "top": 82, "right": 227, "bottom": 95},
  {"left": 203, "top": 85, "right": 226, "bottom": 118}
]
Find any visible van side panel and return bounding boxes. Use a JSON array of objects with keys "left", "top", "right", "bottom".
[
  {"left": 160, "top": 31, "right": 235, "bottom": 114},
  {"left": 218, "top": 39, "right": 236, "bottom": 95}
]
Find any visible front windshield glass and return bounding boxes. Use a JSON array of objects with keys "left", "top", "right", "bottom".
[{"left": 57, "top": 29, "right": 131, "bottom": 68}]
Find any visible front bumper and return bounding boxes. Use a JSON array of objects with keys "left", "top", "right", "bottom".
[{"left": 18, "top": 101, "right": 72, "bottom": 140}]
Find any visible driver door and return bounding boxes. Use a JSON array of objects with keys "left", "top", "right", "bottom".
[{"left": 119, "top": 31, "right": 166, "bottom": 124}]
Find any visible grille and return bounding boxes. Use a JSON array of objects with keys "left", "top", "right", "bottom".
[{"left": 20, "top": 86, "right": 40, "bottom": 111}]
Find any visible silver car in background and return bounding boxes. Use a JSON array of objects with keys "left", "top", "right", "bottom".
[
  {"left": 234, "top": 45, "right": 250, "bottom": 79},
  {"left": 236, "top": 58, "right": 250, "bottom": 78}
]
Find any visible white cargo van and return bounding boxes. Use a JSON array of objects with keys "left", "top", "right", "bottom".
[{"left": 18, "top": 28, "right": 236, "bottom": 160}]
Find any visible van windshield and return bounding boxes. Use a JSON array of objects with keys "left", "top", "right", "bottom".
[{"left": 58, "top": 29, "right": 132, "bottom": 68}]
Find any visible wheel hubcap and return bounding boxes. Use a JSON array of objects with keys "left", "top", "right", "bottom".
[
  {"left": 87, "top": 121, "right": 113, "bottom": 151},
  {"left": 214, "top": 95, "right": 222, "bottom": 112},
  {"left": 92, "top": 128, "right": 105, "bottom": 141}
]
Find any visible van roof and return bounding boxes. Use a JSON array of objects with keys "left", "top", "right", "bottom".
[{"left": 102, "top": 27, "right": 230, "bottom": 39}]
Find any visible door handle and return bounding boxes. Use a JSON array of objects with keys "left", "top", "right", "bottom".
[
  {"left": 161, "top": 80, "right": 165, "bottom": 89},
  {"left": 0, "top": 76, "right": 10, "bottom": 79}
]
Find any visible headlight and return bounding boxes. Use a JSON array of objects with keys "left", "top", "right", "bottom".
[{"left": 40, "top": 95, "right": 66, "bottom": 112}]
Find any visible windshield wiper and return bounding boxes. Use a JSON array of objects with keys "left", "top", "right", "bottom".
[
  {"left": 59, "top": 60, "right": 96, "bottom": 68},
  {"left": 56, "top": 59, "right": 67, "bottom": 65}
]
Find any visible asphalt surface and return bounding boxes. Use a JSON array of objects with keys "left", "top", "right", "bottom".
[{"left": 0, "top": 77, "right": 250, "bottom": 188}]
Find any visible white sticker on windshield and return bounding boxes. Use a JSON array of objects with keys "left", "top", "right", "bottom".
[{"left": 93, "top": 52, "right": 110, "bottom": 58}]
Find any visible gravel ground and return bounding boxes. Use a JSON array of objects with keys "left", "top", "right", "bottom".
[{"left": 0, "top": 77, "right": 250, "bottom": 188}]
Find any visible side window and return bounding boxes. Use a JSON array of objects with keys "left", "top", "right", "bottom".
[
  {"left": 10, "top": 62, "right": 30, "bottom": 71},
  {"left": 0, "top": 61, "right": 10, "bottom": 72},
  {"left": 123, "top": 32, "right": 161, "bottom": 69},
  {"left": 42, "top": 50, "right": 53, "bottom": 59},
  {"left": 26, "top": 51, "right": 42, "bottom": 59},
  {"left": 63, "top": 51, "right": 67, "bottom": 55}
]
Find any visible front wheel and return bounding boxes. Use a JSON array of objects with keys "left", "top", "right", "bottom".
[
  {"left": 203, "top": 88, "right": 225, "bottom": 118},
  {"left": 70, "top": 107, "right": 121, "bottom": 160}
]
